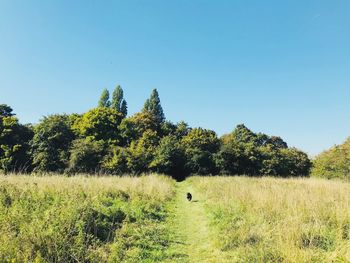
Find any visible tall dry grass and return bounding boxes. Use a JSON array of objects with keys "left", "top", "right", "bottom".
[
  {"left": 0, "top": 173, "right": 174, "bottom": 200},
  {"left": 190, "top": 176, "right": 350, "bottom": 262},
  {"left": 0, "top": 174, "right": 175, "bottom": 262}
]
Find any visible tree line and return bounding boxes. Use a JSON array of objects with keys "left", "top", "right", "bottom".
[
  {"left": 311, "top": 138, "right": 350, "bottom": 180},
  {"left": 0, "top": 86, "right": 311, "bottom": 180}
]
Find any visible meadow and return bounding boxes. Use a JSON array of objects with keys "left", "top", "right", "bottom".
[
  {"left": 190, "top": 176, "right": 350, "bottom": 262},
  {"left": 1, "top": 174, "right": 350, "bottom": 262},
  {"left": 0, "top": 174, "right": 175, "bottom": 262}
]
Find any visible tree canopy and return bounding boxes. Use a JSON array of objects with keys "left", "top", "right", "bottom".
[
  {"left": 98, "top": 88, "right": 111, "bottom": 108},
  {"left": 143, "top": 89, "right": 165, "bottom": 124},
  {"left": 111, "top": 85, "right": 128, "bottom": 117},
  {"left": 311, "top": 138, "right": 350, "bottom": 179},
  {"left": 98, "top": 86, "right": 127, "bottom": 117},
  {"left": 0, "top": 104, "right": 33, "bottom": 173},
  {"left": 0, "top": 88, "right": 312, "bottom": 180}
]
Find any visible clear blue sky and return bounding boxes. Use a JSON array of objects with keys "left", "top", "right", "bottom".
[{"left": 1, "top": 1, "right": 350, "bottom": 156}]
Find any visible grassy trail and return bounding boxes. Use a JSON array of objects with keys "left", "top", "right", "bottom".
[{"left": 166, "top": 180, "right": 231, "bottom": 263}]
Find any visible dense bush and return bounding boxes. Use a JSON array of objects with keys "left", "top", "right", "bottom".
[
  {"left": 73, "top": 107, "right": 123, "bottom": 143},
  {"left": 0, "top": 105, "right": 33, "bottom": 173},
  {"left": 216, "top": 125, "right": 311, "bottom": 176},
  {"left": 150, "top": 135, "right": 186, "bottom": 179},
  {"left": 31, "top": 114, "right": 75, "bottom": 172},
  {"left": 0, "top": 87, "right": 312, "bottom": 178},
  {"left": 182, "top": 128, "right": 220, "bottom": 175},
  {"left": 68, "top": 137, "right": 106, "bottom": 173},
  {"left": 311, "top": 138, "right": 350, "bottom": 179}
]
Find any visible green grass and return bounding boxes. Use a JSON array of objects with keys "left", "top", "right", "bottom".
[
  {"left": 0, "top": 174, "right": 176, "bottom": 262},
  {"left": 190, "top": 176, "right": 350, "bottom": 262},
  {"left": 1, "top": 174, "right": 350, "bottom": 262},
  {"left": 165, "top": 180, "right": 232, "bottom": 263}
]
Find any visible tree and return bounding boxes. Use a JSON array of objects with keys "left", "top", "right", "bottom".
[
  {"left": 0, "top": 104, "right": 15, "bottom": 117},
  {"left": 182, "top": 128, "right": 220, "bottom": 153},
  {"left": 217, "top": 124, "right": 310, "bottom": 176},
  {"left": 259, "top": 147, "right": 310, "bottom": 177},
  {"left": 31, "top": 114, "right": 75, "bottom": 172},
  {"left": 73, "top": 107, "right": 123, "bottom": 143},
  {"left": 150, "top": 135, "right": 186, "bottom": 180},
  {"left": 181, "top": 128, "right": 220, "bottom": 175},
  {"left": 174, "top": 121, "right": 191, "bottom": 139},
  {"left": 280, "top": 148, "right": 311, "bottom": 176},
  {"left": 0, "top": 112, "right": 33, "bottom": 173},
  {"left": 159, "top": 121, "right": 190, "bottom": 139},
  {"left": 68, "top": 137, "right": 105, "bottom": 173},
  {"left": 119, "top": 111, "right": 161, "bottom": 145},
  {"left": 160, "top": 121, "right": 177, "bottom": 137},
  {"left": 311, "top": 138, "right": 350, "bottom": 179},
  {"left": 121, "top": 100, "right": 127, "bottom": 118},
  {"left": 217, "top": 125, "right": 262, "bottom": 175},
  {"left": 259, "top": 145, "right": 283, "bottom": 176},
  {"left": 225, "top": 124, "right": 257, "bottom": 144},
  {"left": 111, "top": 85, "right": 127, "bottom": 117},
  {"left": 257, "top": 135, "right": 288, "bottom": 149},
  {"left": 101, "top": 146, "right": 128, "bottom": 175},
  {"left": 143, "top": 89, "right": 165, "bottom": 123},
  {"left": 126, "top": 130, "right": 159, "bottom": 174},
  {"left": 215, "top": 138, "right": 261, "bottom": 175},
  {"left": 98, "top": 89, "right": 111, "bottom": 107}
]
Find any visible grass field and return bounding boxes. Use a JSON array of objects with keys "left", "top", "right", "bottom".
[
  {"left": 1, "top": 174, "right": 350, "bottom": 262},
  {"left": 0, "top": 174, "right": 175, "bottom": 262},
  {"left": 189, "top": 176, "right": 350, "bottom": 262}
]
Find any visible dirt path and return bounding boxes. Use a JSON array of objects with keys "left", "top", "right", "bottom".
[{"left": 166, "top": 180, "right": 231, "bottom": 263}]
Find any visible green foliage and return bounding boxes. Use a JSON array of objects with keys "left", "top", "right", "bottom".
[
  {"left": 182, "top": 128, "right": 220, "bottom": 175},
  {"left": 182, "top": 127, "right": 220, "bottom": 153},
  {"left": 0, "top": 175, "right": 175, "bottom": 262},
  {"left": 216, "top": 138, "right": 261, "bottom": 175},
  {"left": 31, "top": 114, "right": 74, "bottom": 172},
  {"left": 216, "top": 124, "right": 310, "bottom": 176},
  {"left": 121, "top": 100, "right": 127, "bottom": 118},
  {"left": 280, "top": 147, "right": 311, "bottom": 176},
  {"left": 173, "top": 121, "right": 191, "bottom": 139},
  {"left": 143, "top": 89, "right": 165, "bottom": 124},
  {"left": 0, "top": 104, "right": 14, "bottom": 117},
  {"left": 259, "top": 146, "right": 311, "bottom": 176},
  {"left": 217, "top": 125, "right": 264, "bottom": 175},
  {"left": 98, "top": 88, "right": 111, "bottom": 107},
  {"left": 1, "top": 94, "right": 311, "bottom": 177},
  {"left": 73, "top": 107, "right": 123, "bottom": 142},
  {"left": 111, "top": 85, "right": 127, "bottom": 117},
  {"left": 68, "top": 137, "right": 105, "bottom": 173},
  {"left": 102, "top": 147, "right": 129, "bottom": 175},
  {"left": 119, "top": 111, "right": 161, "bottom": 145},
  {"left": 0, "top": 107, "right": 33, "bottom": 173},
  {"left": 150, "top": 135, "right": 186, "bottom": 179},
  {"left": 312, "top": 138, "right": 350, "bottom": 179},
  {"left": 126, "top": 130, "right": 159, "bottom": 174},
  {"left": 160, "top": 120, "right": 177, "bottom": 137}
]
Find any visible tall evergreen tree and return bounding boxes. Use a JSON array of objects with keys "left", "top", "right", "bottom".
[
  {"left": 121, "top": 100, "right": 127, "bottom": 118},
  {"left": 143, "top": 89, "right": 165, "bottom": 123},
  {"left": 111, "top": 85, "right": 127, "bottom": 117},
  {"left": 0, "top": 104, "right": 14, "bottom": 117},
  {"left": 98, "top": 89, "right": 110, "bottom": 107}
]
